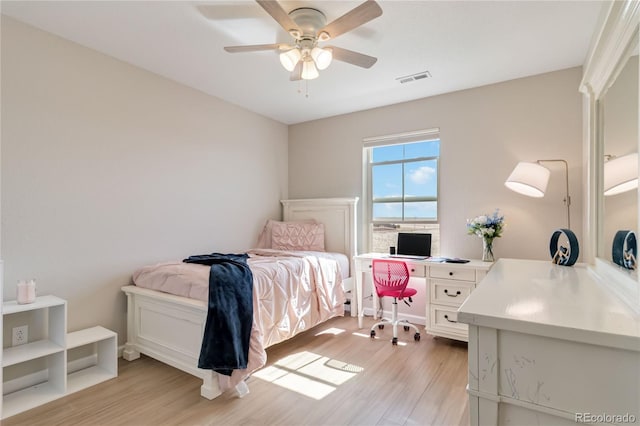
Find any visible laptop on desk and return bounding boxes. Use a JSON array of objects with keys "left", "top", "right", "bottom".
[
  {"left": 389, "top": 254, "right": 429, "bottom": 260},
  {"left": 389, "top": 233, "right": 432, "bottom": 260}
]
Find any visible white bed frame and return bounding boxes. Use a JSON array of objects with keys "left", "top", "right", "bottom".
[{"left": 121, "top": 197, "right": 358, "bottom": 399}]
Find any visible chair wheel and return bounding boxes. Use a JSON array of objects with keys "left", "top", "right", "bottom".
[
  {"left": 370, "top": 330, "right": 376, "bottom": 338},
  {"left": 378, "top": 324, "right": 384, "bottom": 330},
  {"left": 404, "top": 325, "right": 410, "bottom": 331},
  {"left": 392, "top": 337, "right": 398, "bottom": 345},
  {"left": 414, "top": 333, "right": 421, "bottom": 341}
]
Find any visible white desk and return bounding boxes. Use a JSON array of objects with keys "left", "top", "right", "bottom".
[
  {"left": 458, "top": 258, "right": 640, "bottom": 425},
  {"left": 354, "top": 253, "right": 492, "bottom": 341}
]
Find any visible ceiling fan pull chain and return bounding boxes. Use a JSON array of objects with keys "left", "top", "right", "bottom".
[{"left": 305, "top": 80, "right": 309, "bottom": 98}]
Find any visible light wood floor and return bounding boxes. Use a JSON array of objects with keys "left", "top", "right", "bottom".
[{"left": 3, "top": 316, "right": 470, "bottom": 426}]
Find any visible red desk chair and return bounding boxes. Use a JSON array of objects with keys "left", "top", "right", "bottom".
[{"left": 370, "top": 259, "right": 421, "bottom": 345}]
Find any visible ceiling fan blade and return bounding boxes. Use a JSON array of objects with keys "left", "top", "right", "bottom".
[
  {"left": 319, "top": 0, "right": 382, "bottom": 41},
  {"left": 256, "top": 0, "right": 302, "bottom": 38},
  {"left": 290, "top": 61, "right": 302, "bottom": 81},
  {"left": 224, "top": 43, "right": 289, "bottom": 53},
  {"left": 328, "top": 46, "right": 377, "bottom": 68}
]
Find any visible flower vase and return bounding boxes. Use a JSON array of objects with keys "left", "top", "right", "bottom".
[{"left": 482, "top": 239, "right": 494, "bottom": 262}]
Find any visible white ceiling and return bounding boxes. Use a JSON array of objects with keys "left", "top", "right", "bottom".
[{"left": 1, "top": 0, "right": 605, "bottom": 125}]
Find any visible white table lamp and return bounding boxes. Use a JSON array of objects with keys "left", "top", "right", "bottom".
[
  {"left": 504, "top": 162, "right": 551, "bottom": 197},
  {"left": 604, "top": 152, "right": 638, "bottom": 196},
  {"left": 505, "top": 159, "right": 571, "bottom": 229}
]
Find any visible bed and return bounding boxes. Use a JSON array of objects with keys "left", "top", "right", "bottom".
[{"left": 121, "top": 198, "right": 358, "bottom": 400}]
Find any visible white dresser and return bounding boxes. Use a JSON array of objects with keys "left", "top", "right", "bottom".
[
  {"left": 458, "top": 259, "right": 640, "bottom": 425},
  {"left": 353, "top": 253, "right": 492, "bottom": 341}
]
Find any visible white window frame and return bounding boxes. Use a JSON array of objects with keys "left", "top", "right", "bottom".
[{"left": 362, "top": 128, "right": 440, "bottom": 252}]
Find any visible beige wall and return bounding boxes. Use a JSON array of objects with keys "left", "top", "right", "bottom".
[
  {"left": 1, "top": 16, "right": 587, "bottom": 341},
  {"left": 1, "top": 17, "right": 288, "bottom": 342},
  {"left": 289, "top": 68, "right": 584, "bottom": 261}
]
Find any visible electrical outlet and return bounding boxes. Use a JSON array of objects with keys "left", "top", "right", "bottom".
[{"left": 12, "top": 325, "right": 28, "bottom": 346}]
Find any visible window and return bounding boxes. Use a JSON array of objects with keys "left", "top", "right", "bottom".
[{"left": 363, "top": 130, "right": 440, "bottom": 255}]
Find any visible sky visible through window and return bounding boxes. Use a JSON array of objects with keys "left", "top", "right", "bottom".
[{"left": 372, "top": 140, "right": 440, "bottom": 222}]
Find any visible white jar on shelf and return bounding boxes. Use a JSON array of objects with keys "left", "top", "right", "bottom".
[{"left": 17, "top": 279, "right": 36, "bottom": 304}]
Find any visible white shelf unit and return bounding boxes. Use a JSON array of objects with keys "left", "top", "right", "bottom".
[
  {"left": 66, "top": 326, "right": 117, "bottom": 395},
  {"left": 2, "top": 295, "right": 117, "bottom": 419}
]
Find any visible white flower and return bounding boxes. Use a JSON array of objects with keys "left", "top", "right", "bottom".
[{"left": 467, "top": 209, "right": 505, "bottom": 242}]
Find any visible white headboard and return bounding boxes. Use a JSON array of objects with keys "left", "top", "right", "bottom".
[{"left": 281, "top": 197, "right": 358, "bottom": 276}]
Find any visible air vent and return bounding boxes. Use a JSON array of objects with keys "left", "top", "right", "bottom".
[{"left": 396, "top": 70, "right": 432, "bottom": 84}]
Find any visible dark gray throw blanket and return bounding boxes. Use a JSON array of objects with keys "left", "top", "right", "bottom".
[{"left": 183, "top": 253, "right": 253, "bottom": 376}]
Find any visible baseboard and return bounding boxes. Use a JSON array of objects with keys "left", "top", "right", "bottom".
[
  {"left": 3, "top": 369, "right": 48, "bottom": 395},
  {"left": 3, "top": 354, "right": 100, "bottom": 395}
]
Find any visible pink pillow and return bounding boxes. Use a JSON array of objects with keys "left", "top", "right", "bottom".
[
  {"left": 270, "top": 221, "right": 325, "bottom": 251},
  {"left": 256, "top": 219, "right": 316, "bottom": 249}
]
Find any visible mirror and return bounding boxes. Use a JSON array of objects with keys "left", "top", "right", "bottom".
[
  {"left": 582, "top": 0, "right": 640, "bottom": 310},
  {"left": 601, "top": 45, "right": 638, "bottom": 275}
]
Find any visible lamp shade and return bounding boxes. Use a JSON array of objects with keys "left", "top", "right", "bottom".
[
  {"left": 301, "top": 59, "right": 319, "bottom": 80},
  {"left": 604, "top": 152, "right": 639, "bottom": 196},
  {"left": 311, "top": 47, "right": 332, "bottom": 70},
  {"left": 504, "top": 162, "right": 551, "bottom": 197},
  {"left": 279, "top": 48, "right": 301, "bottom": 72}
]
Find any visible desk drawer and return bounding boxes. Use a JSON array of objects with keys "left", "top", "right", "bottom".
[
  {"left": 431, "top": 280, "right": 473, "bottom": 307},
  {"left": 406, "top": 262, "right": 426, "bottom": 277},
  {"left": 361, "top": 260, "right": 425, "bottom": 277},
  {"left": 429, "top": 266, "right": 476, "bottom": 282},
  {"left": 429, "top": 305, "right": 467, "bottom": 333}
]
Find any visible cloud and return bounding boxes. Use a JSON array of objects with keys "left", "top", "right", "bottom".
[{"left": 408, "top": 166, "right": 436, "bottom": 184}]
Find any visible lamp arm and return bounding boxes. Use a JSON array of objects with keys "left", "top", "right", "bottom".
[{"left": 536, "top": 159, "right": 571, "bottom": 229}]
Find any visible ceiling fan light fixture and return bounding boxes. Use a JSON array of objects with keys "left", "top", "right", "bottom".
[
  {"left": 318, "top": 31, "right": 331, "bottom": 42},
  {"left": 280, "top": 48, "right": 301, "bottom": 72},
  {"left": 225, "top": 0, "right": 383, "bottom": 81},
  {"left": 311, "top": 47, "right": 333, "bottom": 70},
  {"left": 301, "top": 59, "right": 319, "bottom": 80}
]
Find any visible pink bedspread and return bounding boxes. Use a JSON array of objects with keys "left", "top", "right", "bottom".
[{"left": 132, "top": 249, "right": 345, "bottom": 392}]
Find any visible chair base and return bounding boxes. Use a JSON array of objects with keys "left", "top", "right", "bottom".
[{"left": 370, "top": 317, "right": 421, "bottom": 345}]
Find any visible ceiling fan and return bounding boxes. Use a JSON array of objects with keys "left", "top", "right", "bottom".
[{"left": 224, "top": 0, "right": 383, "bottom": 81}]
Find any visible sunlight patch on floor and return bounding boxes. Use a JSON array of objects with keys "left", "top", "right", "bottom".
[
  {"left": 251, "top": 365, "right": 289, "bottom": 382},
  {"left": 252, "top": 351, "right": 363, "bottom": 400},
  {"left": 315, "top": 327, "right": 345, "bottom": 336},
  {"left": 270, "top": 370, "right": 336, "bottom": 399}
]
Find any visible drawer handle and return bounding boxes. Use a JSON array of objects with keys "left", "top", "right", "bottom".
[
  {"left": 369, "top": 264, "right": 372, "bottom": 268},
  {"left": 448, "top": 272, "right": 454, "bottom": 276},
  {"left": 444, "top": 289, "right": 461, "bottom": 297},
  {"left": 411, "top": 268, "right": 415, "bottom": 272},
  {"left": 444, "top": 314, "right": 458, "bottom": 323}
]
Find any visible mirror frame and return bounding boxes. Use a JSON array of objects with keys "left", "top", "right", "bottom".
[{"left": 580, "top": 0, "right": 640, "bottom": 311}]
